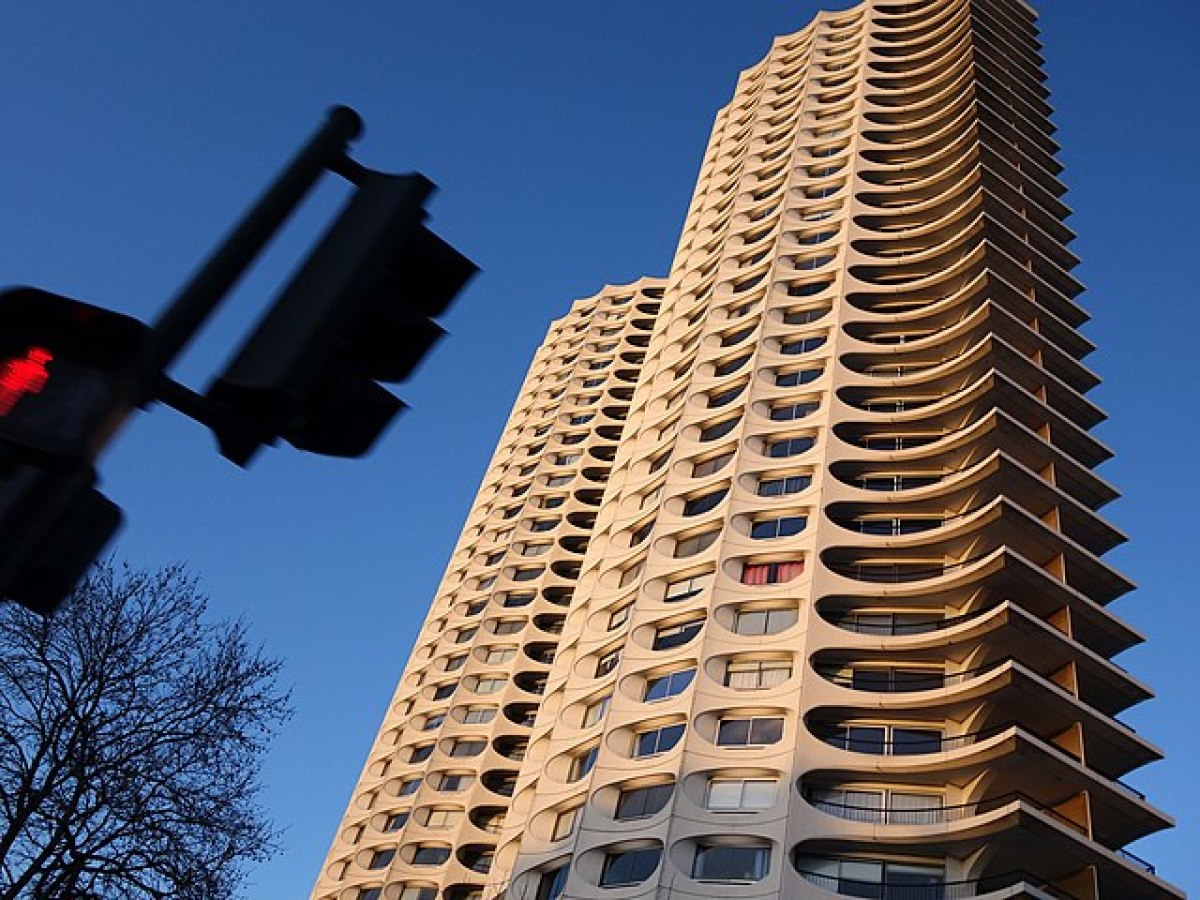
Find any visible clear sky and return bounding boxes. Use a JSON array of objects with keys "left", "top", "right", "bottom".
[{"left": 2, "top": 1, "right": 1197, "bottom": 896}]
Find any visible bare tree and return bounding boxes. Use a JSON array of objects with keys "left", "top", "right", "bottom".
[{"left": 0, "top": 561, "right": 291, "bottom": 899}]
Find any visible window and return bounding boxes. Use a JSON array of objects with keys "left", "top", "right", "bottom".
[
  {"left": 664, "top": 572, "right": 712, "bottom": 603},
  {"left": 709, "top": 384, "right": 746, "bottom": 408},
  {"left": 850, "top": 667, "right": 944, "bottom": 692},
  {"left": 367, "top": 848, "right": 396, "bottom": 869},
  {"left": 397, "top": 778, "right": 422, "bottom": 796},
  {"left": 683, "top": 488, "right": 728, "bottom": 516},
  {"left": 430, "top": 683, "right": 456, "bottom": 701},
  {"left": 420, "top": 713, "right": 445, "bottom": 731},
  {"left": 463, "top": 599, "right": 487, "bottom": 616},
  {"left": 461, "top": 706, "right": 496, "bottom": 725},
  {"left": 693, "top": 451, "right": 734, "bottom": 477},
  {"left": 693, "top": 844, "right": 770, "bottom": 882},
  {"left": 675, "top": 529, "right": 720, "bottom": 558},
  {"left": 770, "top": 401, "right": 818, "bottom": 421},
  {"left": 529, "top": 518, "right": 557, "bottom": 532},
  {"left": 716, "top": 716, "right": 784, "bottom": 747},
  {"left": 424, "top": 808, "right": 461, "bottom": 829},
  {"left": 758, "top": 474, "right": 811, "bottom": 496},
  {"left": 411, "top": 845, "right": 451, "bottom": 866},
  {"left": 824, "top": 724, "right": 944, "bottom": 755},
  {"left": 783, "top": 305, "right": 831, "bottom": 325},
  {"left": 740, "top": 560, "right": 804, "bottom": 585},
  {"left": 535, "top": 865, "right": 570, "bottom": 900},
  {"left": 750, "top": 515, "right": 807, "bottom": 539},
  {"left": 552, "top": 806, "right": 579, "bottom": 840},
  {"left": 502, "top": 592, "right": 535, "bottom": 608},
  {"left": 599, "top": 847, "right": 662, "bottom": 887},
  {"left": 512, "top": 568, "right": 542, "bottom": 582},
  {"left": 714, "top": 354, "right": 752, "bottom": 376},
  {"left": 449, "top": 739, "right": 486, "bottom": 758},
  {"left": 383, "top": 811, "right": 410, "bottom": 831},
  {"left": 616, "top": 782, "right": 674, "bottom": 820},
  {"left": 775, "top": 368, "right": 821, "bottom": 387},
  {"left": 780, "top": 336, "right": 826, "bottom": 355},
  {"left": 643, "top": 667, "right": 696, "bottom": 702},
  {"left": 582, "top": 694, "right": 611, "bottom": 727},
  {"left": 630, "top": 520, "right": 654, "bottom": 546},
  {"left": 492, "top": 619, "right": 524, "bottom": 635},
  {"left": 358, "top": 889, "right": 383, "bottom": 900},
  {"left": 699, "top": 418, "right": 739, "bottom": 442},
  {"left": 765, "top": 436, "right": 815, "bottom": 458},
  {"left": 705, "top": 777, "right": 778, "bottom": 811},
  {"left": 607, "top": 604, "right": 632, "bottom": 630},
  {"left": 481, "top": 646, "right": 517, "bottom": 664},
  {"left": 596, "top": 648, "right": 622, "bottom": 677},
  {"left": 720, "top": 325, "right": 755, "bottom": 346},
  {"left": 453, "top": 627, "right": 477, "bottom": 644},
  {"left": 568, "top": 745, "right": 599, "bottom": 781},
  {"left": 652, "top": 619, "right": 704, "bottom": 650},
  {"left": 545, "top": 475, "right": 572, "bottom": 487},
  {"left": 633, "top": 723, "right": 686, "bottom": 757},
  {"left": 794, "top": 856, "right": 945, "bottom": 892},
  {"left": 435, "top": 773, "right": 470, "bottom": 792},
  {"left": 473, "top": 677, "right": 506, "bottom": 695},
  {"left": 725, "top": 658, "right": 792, "bottom": 689},
  {"left": 807, "top": 787, "right": 942, "bottom": 825},
  {"left": 443, "top": 654, "right": 467, "bottom": 672},
  {"left": 407, "top": 744, "right": 433, "bottom": 763}
]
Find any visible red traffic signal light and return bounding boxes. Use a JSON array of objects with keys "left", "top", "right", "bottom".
[{"left": 0, "top": 288, "right": 148, "bottom": 466}]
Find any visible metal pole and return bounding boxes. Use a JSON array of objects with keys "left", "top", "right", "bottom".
[{"left": 142, "top": 105, "right": 363, "bottom": 387}]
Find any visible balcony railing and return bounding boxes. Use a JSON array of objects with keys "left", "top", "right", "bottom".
[
  {"left": 814, "top": 721, "right": 1015, "bottom": 755},
  {"left": 831, "top": 551, "right": 993, "bottom": 584},
  {"left": 796, "top": 869, "right": 1081, "bottom": 900},
  {"left": 818, "top": 659, "right": 1005, "bottom": 693},
  {"left": 1115, "top": 846, "right": 1156, "bottom": 874},
  {"left": 804, "top": 790, "right": 1086, "bottom": 835},
  {"left": 826, "top": 603, "right": 998, "bottom": 635}
]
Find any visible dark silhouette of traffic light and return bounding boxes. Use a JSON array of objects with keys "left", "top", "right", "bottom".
[
  {"left": 205, "top": 171, "right": 476, "bottom": 466},
  {"left": 0, "top": 288, "right": 146, "bottom": 614},
  {"left": 0, "top": 461, "right": 120, "bottom": 615},
  {"left": 0, "top": 288, "right": 148, "bottom": 467}
]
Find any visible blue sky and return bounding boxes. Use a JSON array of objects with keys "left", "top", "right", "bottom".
[{"left": 2, "top": 1, "right": 1197, "bottom": 896}]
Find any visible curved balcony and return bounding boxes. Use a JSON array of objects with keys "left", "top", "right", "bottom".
[{"left": 796, "top": 867, "right": 1082, "bottom": 900}]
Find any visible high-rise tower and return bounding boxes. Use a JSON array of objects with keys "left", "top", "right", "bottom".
[{"left": 312, "top": 1, "right": 1182, "bottom": 899}]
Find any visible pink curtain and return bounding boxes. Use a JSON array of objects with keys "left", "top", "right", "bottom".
[
  {"left": 741, "top": 564, "right": 768, "bottom": 585},
  {"left": 741, "top": 560, "right": 805, "bottom": 585},
  {"left": 776, "top": 560, "right": 805, "bottom": 583}
]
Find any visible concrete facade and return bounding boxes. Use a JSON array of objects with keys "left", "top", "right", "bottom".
[{"left": 311, "top": 2, "right": 1182, "bottom": 899}]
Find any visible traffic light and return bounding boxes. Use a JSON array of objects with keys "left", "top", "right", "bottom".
[
  {"left": 205, "top": 171, "right": 476, "bottom": 466},
  {"left": 0, "top": 460, "right": 120, "bottom": 615},
  {"left": 0, "top": 288, "right": 145, "bottom": 614},
  {"left": 0, "top": 287, "right": 148, "bottom": 467}
]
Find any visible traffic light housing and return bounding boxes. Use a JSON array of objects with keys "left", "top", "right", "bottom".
[
  {"left": 0, "top": 287, "right": 148, "bottom": 467},
  {"left": 206, "top": 171, "right": 476, "bottom": 465},
  {"left": 0, "top": 460, "right": 121, "bottom": 615},
  {"left": 0, "top": 288, "right": 144, "bottom": 614}
]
